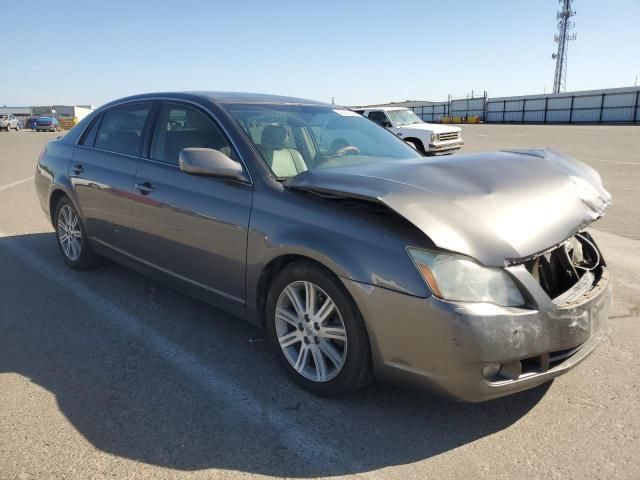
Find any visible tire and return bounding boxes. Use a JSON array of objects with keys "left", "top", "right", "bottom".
[
  {"left": 54, "top": 196, "right": 100, "bottom": 270},
  {"left": 266, "top": 261, "right": 372, "bottom": 396},
  {"left": 15, "top": 124, "right": 20, "bottom": 131}
]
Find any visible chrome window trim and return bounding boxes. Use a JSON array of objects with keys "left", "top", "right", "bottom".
[
  {"left": 74, "top": 96, "right": 254, "bottom": 185},
  {"left": 74, "top": 144, "right": 141, "bottom": 160}
]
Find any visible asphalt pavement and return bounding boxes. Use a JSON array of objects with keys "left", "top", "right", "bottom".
[{"left": 0, "top": 126, "right": 638, "bottom": 479}]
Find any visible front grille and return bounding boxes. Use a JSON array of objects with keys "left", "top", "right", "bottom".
[
  {"left": 437, "top": 132, "right": 459, "bottom": 141},
  {"left": 523, "top": 233, "right": 603, "bottom": 300}
]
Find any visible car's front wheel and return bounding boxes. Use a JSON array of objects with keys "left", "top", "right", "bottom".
[
  {"left": 54, "top": 197, "right": 100, "bottom": 270},
  {"left": 266, "top": 261, "right": 372, "bottom": 396}
]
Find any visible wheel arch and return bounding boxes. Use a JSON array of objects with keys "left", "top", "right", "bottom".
[
  {"left": 48, "top": 188, "right": 70, "bottom": 225},
  {"left": 254, "top": 253, "right": 344, "bottom": 328},
  {"left": 404, "top": 137, "right": 426, "bottom": 154}
]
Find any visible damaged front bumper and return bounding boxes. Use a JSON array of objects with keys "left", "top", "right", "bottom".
[{"left": 341, "top": 259, "right": 611, "bottom": 402}]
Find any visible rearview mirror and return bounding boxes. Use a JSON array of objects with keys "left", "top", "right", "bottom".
[{"left": 179, "top": 148, "right": 246, "bottom": 182}]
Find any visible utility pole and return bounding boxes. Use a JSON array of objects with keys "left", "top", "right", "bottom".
[{"left": 552, "top": 0, "right": 577, "bottom": 94}]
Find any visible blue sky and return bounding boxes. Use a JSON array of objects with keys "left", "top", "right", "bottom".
[{"left": 2, "top": 0, "right": 639, "bottom": 107}]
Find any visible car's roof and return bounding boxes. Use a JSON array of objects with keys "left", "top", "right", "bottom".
[
  {"left": 193, "top": 91, "right": 327, "bottom": 105},
  {"left": 104, "top": 91, "right": 329, "bottom": 107}
]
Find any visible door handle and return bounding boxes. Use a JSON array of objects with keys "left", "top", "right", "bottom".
[
  {"left": 71, "top": 163, "right": 84, "bottom": 175},
  {"left": 135, "top": 181, "right": 155, "bottom": 195}
]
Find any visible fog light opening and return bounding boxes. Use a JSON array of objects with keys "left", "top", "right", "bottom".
[
  {"left": 482, "top": 361, "right": 523, "bottom": 382},
  {"left": 482, "top": 364, "right": 502, "bottom": 381}
]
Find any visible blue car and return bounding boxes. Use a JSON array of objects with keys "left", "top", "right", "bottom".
[
  {"left": 35, "top": 116, "right": 61, "bottom": 132},
  {"left": 27, "top": 117, "right": 39, "bottom": 129}
]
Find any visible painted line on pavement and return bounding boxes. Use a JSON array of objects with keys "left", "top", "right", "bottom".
[
  {"left": 0, "top": 176, "right": 33, "bottom": 192},
  {"left": 0, "top": 227, "right": 366, "bottom": 476}
]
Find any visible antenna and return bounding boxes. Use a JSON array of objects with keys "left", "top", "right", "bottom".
[{"left": 552, "top": 0, "right": 577, "bottom": 93}]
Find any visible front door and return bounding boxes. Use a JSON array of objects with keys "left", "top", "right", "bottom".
[{"left": 130, "top": 102, "right": 253, "bottom": 307}]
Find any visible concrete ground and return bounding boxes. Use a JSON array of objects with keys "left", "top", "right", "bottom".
[{"left": 0, "top": 126, "right": 638, "bottom": 479}]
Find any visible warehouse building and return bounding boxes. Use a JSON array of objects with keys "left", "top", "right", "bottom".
[
  {"left": 363, "top": 86, "right": 640, "bottom": 124},
  {"left": 0, "top": 105, "right": 94, "bottom": 126}
]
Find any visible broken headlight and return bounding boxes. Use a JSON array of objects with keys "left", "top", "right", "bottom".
[{"left": 408, "top": 248, "right": 525, "bottom": 307}]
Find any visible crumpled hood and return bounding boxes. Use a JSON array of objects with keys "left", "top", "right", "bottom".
[
  {"left": 400, "top": 122, "right": 462, "bottom": 134},
  {"left": 286, "top": 149, "right": 611, "bottom": 266}
]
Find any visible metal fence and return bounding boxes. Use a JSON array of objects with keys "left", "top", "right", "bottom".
[
  {"left": 411, "top": 102, "right": 449, "bottom": 122},
  {"left": 485, "top": 90, "right": 640, "bottom": 124},
  {"left": 399, "top": 87, "right": 640, "bottom": 124}
]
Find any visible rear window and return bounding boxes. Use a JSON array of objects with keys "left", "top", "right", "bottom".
[
  {"left": 0, "top": 114, "right": 7, "bottom": 120},
  {"left": 80, "top": 114, "right": 102, "bottom": 147},
  {"left": 95, "top": 103, "right": 151, "bottom": 156}
]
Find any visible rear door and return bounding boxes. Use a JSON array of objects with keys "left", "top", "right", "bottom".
[
  {"left": 70, "top": 102, "right": 152, "bottom": 252},
  {"left": 130, "top": 101, "right": 253, "bottom": 308}
]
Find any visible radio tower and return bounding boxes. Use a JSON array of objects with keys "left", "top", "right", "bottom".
[{"left": 552, "top": 0, "right": 577, "bottom": 93}]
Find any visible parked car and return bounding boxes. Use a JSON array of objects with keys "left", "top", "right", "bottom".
[
  {"left": 34, "top": 92, "right": 612, "bottom": 401},
  {"left": 354, "top": 107, "right": 463, "bottom": 154},
  {"left": 27, "top": 117, "right": 39, "bottom": 130},
  {"left": 35, "top": 116, "right": 61, "bottom": 132},
  {"left": 0, "top": 113, "right": 21, "bottom": 131}
]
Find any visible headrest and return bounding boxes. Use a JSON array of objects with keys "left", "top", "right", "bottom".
[{"left": 261, "top": 124, "right": 287, "bottom": 149}]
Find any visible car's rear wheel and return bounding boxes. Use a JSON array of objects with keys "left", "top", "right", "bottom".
[
  {"left": 266, "top": 261, "right": 372, "bottom": 396},
  {"left": 54, "top": 197, "right": 100, "bottom": 270}
]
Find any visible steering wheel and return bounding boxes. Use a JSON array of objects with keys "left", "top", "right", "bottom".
[{"left": 334, "top": 145, "right": 360, "bottom": 157}]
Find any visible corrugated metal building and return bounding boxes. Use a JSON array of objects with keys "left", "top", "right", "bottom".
[{"left": 360, "top": 86, "right": 640, "bottom": 124}]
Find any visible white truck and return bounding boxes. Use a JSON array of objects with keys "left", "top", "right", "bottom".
[{"left": 354, "top": 106, "right": 463, "bottom": 155}]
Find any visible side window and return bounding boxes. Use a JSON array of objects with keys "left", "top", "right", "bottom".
[
  {"left": 367, "top": 111, "right": 390, "bottom": 127},
  {"left": 80, "top": 114, "right": 102, "bottom": 147},
  {"left": 354, "top": 110, "right": 365, "bottom": 115},
  {"left": 95, "top": 103, "right": 151, "bottom": 156},
  {"left": 150, "top": 103, "right": 233, "bottom": 166}
]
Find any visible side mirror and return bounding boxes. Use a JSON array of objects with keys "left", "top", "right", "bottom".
[
  {"left": 179, "top": 148, "right": 246, "bottom": 182},
  {"left": 381, "top": 120, "right": 392, "bottom": 128}
]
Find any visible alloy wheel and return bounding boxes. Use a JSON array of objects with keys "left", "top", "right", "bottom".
[
  {"left": 275, "top": 281, "right": 348, "bottom": 382},
  {"left": 57, "top": 205, "right": 83, "bottom": 261}
]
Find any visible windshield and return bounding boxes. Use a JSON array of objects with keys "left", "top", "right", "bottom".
[
  {"left": 224, "top": 104, "right": 421, "bottom": 178},
  {"left": 386, "top": 109, "right": 423, "bottom": 126}
]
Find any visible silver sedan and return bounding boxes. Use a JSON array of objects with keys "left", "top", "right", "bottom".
[{"left": 34, "top": 92, "right": 612, "bottom": 401}]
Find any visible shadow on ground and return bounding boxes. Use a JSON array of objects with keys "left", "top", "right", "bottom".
[{"left": 0, "top": 232, "right": 549, "bottom": 477}]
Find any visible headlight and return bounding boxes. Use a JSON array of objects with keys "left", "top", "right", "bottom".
[
  {"left": 407, "top": 248, "right": 525, "bottom": 306},
  {"left": 430, "top": 133, "right": 437, "bottom": 142}
]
